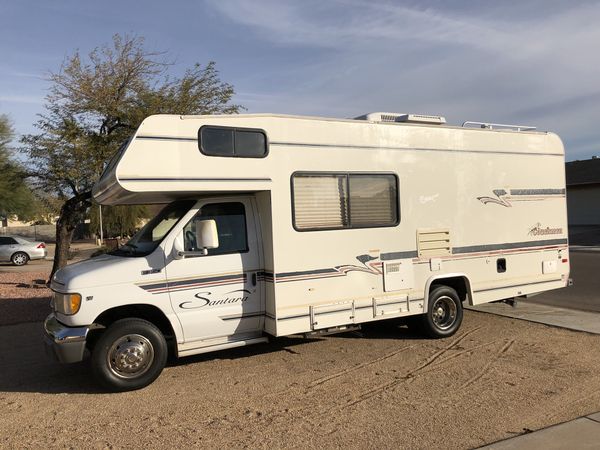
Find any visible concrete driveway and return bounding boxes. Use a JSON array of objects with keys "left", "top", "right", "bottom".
[{"left": 523, "top": 250, "right": 600, "bottom": 313}]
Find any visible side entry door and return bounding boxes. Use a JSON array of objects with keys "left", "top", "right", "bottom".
[{"left": 166, "top": 198, "right": 263, "bottom": 343}]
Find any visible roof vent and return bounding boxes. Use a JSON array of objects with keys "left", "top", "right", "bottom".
[{"left": 355, "top": 112, "right": 446, "bottom": 125}]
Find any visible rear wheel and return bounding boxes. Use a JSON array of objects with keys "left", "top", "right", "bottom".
[
  {"left": 421, "top": 285, "right": 463, "bottom": 338},
  {"left": 91, "top": 318, "right": 167, "bottom": 392},
  {"left": 11, "top": 252, "right": 29, "bottom": 266}
]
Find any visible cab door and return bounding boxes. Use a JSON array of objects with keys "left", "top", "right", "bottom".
[{"left": 165, "top": 198, "right": 264, "bottom": 343}]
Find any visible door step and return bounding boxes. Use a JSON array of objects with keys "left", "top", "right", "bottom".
[
  {"left": 178, "top": 336, "right": 269, "bottom": 357},
  {"left": 303, "top": 324, "right": 361, "bottom": 338}
]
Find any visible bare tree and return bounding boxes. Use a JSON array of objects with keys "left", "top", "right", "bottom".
[{"left": 21, "top": 34, "right": 242, "bottom": 280}]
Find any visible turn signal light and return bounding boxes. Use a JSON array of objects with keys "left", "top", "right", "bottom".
[
  {"left": 69, "top": 294, "right": 82, "bottom": 314},
  {"left": 53, "top": 292, "right": 82, "bottom": 315}
]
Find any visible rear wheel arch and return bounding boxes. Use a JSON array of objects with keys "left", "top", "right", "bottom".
[{"left": 424, "top": 273, "right": 473, "bottom": 311}]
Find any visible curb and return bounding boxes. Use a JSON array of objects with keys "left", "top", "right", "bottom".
[
  {"left": 466, "top": 302, "right": 600, "bottom": 335},
  {"left": 479, "top": 413, "right": 600, "bottom": 449}
]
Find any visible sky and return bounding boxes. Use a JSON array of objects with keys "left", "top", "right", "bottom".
[{"left": 1, "top": 0, "right": 599, "bottom": 161}]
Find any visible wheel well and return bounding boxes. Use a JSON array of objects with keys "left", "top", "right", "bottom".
[
  {"left": 88, "top": 304, "right": 177, "bottom": 358},
  {"left": 430, "top": 276, "right": 472, "bottom": 305}
]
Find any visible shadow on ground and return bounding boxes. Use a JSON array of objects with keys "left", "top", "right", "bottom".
[
  {"left": 0, "top": 318, "right": 422, "bottom": 395},
  {"left": 0, "top": 297, "right": 51, "bottom": 326}
]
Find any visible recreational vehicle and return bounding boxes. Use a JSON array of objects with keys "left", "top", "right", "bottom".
[{"left": 44, "top": 112, "right": 570, "bottom": 391}]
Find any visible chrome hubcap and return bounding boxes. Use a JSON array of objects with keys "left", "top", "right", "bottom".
[
  {"left": 431, "top": 296, "right": 457, "bottom": 330},
  {"left": 107, "top": 334, "right": 154, "bottom": 379},
  {"left": 13, "top": 254, "right": 26, "bottom": 265}
]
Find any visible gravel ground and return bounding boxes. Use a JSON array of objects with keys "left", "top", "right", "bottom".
[
  {"left": 0, "top": 271, "right": 51, "bottom": 325},
  {"left": 1, "top": 309, "right": 600, "bottom": 449}
]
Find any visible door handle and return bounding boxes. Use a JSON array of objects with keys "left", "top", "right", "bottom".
[{"left": 252, "top": 273, "right": 257, "bottom": 286}]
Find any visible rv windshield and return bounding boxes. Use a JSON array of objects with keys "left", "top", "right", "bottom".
[{"left": 111, "top": 200, "right": 196, "bottom": 258}]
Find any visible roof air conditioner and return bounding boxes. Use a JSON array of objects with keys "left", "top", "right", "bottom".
[{"left": 354, "top": 112, "right": 446, "bottom": 125}]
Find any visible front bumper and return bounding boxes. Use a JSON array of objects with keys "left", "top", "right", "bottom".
[{"left": 43, "top": 313, "right": 90, "bottom": 363}]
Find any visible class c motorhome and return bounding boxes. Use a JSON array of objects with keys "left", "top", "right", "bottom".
[{"left": 44, "top": 112, "right": 570, "bottom": 391}]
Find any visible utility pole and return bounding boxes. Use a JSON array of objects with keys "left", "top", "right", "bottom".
[{"left": 99, "top": 204, "right": 104, "bottom": 246}]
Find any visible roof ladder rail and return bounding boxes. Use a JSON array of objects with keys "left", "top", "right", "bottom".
[{"left": 462, "top": 121, "right": 537, "bottom": 132}]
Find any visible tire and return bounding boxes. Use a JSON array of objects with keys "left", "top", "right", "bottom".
[
  {"left": 91, "top": 318, "right": 167, "bottom": 392},
  {"left": 11, "top": 252, "right": 29, "bottom": 266},
  {"left": 420, "top": 285, "right": 463, "bottom": 338}
]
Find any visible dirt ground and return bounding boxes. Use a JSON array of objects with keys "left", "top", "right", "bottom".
[{"left": 1, "top": 299, "right": 600, "bottom": 449}]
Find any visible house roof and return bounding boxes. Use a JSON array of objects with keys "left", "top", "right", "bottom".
[{"left": 566, "top": 158, "right": 600, "bottom": 186}]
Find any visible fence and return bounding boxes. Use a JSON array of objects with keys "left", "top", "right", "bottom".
[{"left": 0, "top": 225, "right": 56, "bottom": 242}]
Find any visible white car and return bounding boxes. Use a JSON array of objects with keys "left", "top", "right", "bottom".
[{"left": 0, "top": 235, "right": 47, "bottom": 265}]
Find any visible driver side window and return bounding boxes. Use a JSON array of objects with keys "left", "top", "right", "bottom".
[{"left": 183, "top": 202, "right": 248, "bottom": 256}]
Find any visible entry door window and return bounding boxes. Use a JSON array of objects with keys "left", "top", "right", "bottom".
[{"left": 183, "top": 202, "right": 248, "bottom": 256}]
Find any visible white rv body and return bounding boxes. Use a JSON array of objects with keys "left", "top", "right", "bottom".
[{"left": 45, "top": 113, "right": 570, "bottom": 390}]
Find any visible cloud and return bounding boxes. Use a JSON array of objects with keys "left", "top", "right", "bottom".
[{"left": 206, "top": 0, "right": 600, "bottom": 160}]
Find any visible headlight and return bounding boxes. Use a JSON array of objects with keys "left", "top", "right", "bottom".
[{"left": 53, "top": 292, "right": 82, "bottom": 315}]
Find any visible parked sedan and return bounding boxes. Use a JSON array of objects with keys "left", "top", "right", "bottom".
[{"left": 0, "top": 235, "right": 47, "bottom": 265}]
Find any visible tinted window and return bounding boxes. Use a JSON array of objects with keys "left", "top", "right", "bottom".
[
  {"left": 201, "top": 127, "right": 234, "bottom": 156},
  {"left": 234, "top": 130, "right": 266, "bottom": 157},
  {"left": 0, "top": 237, "right": 17, "bottom": 245},
  {"left": 100, "top": 138, "right": 131, "bottom": 181},
  {"left": 183, "top": 202, "right": 248, "bottom": 256},
  {"left": 349, "top": 175, "right": 398, "bottom": 227},
  {"left": 292, "top": 173, "right": 399, "bottom": 230},
  {"left": 199, "top": 126, "right": 267, "bottom": 158}
]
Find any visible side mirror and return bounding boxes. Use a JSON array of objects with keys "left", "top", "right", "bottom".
[
  {"left": 172, "top": 235, "right": 185, "bottom": 260},
  {"left": 172, "top": 219, "right": 219, "bottom": 260},
  {"left": 195, "top": 219, "right": 219, "bottom": 251}
]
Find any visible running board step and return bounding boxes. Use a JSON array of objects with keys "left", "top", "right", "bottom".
[
  {"left": 178, "top": 336, "right": 269, "bottom": 357},
  {"left": 304, "top": 324, "right": 361, "bottom": 338}
]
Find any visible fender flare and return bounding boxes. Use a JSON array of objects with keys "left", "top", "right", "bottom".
[{"left": 423, "top": 273, "right": 474, "bottom": 313}]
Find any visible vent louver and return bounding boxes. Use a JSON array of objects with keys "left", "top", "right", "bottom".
[{"left": 417, "top": 228, "right": 452, "bottom": 257}]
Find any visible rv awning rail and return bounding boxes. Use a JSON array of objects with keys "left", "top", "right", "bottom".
[{"left": 462, "top": 121, "right": 537, "bottom": 132}]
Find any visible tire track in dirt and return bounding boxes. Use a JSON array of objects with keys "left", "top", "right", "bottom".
[
  {"left": 403, "top": 325, "right": 483, "bottom": 376},
  {"left": 461, "top": 339, "right": 515, "bottom": 389},
  {"left": 411, "top": 339, "right": 501, "bottom": 377},
  {"left": 315, "top": 326, "right": 485, "bottom": 413},
  {"left": 307, "top": 345, "right": 416, "bottom": 388}
]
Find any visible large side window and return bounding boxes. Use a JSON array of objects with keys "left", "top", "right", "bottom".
[
  {"left": 183, "top": 202, "right": 248, "bottom": 256},
  {"left": 292, "top": 174, "right": 349, "bottom": 230},
  {"left": 349, "top": 175, "right": 397, "bottom": 227},
  {"left": 199, "top": 126, "right": 267, "bottom": 158},
  {"left": 292, "top": 173, "right": 399, "bottom": 231}
]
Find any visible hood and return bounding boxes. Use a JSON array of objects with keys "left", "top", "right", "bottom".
[{"left": 52, "top": 252, "right": 165, "bottom": 291}]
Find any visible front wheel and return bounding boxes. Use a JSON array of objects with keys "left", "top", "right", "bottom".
[
  {"left": 420, "top": 285, "right": 463, "bottom": 338},
  {"left": 91, "top": 318, "right": 167, "bottom": 392}
]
